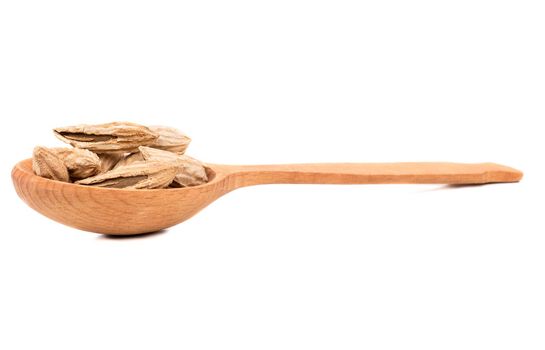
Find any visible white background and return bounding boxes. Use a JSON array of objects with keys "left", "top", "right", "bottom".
[{"left": 1, "top": 1, "right": 544, "bottom": 349}]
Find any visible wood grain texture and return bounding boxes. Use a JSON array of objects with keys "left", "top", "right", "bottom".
[
  {"left": 12, "top": 159, "right": 523, "bottom": 235},
  {"left": 230, "top": 162, "right": 523, "bottom": 186}
]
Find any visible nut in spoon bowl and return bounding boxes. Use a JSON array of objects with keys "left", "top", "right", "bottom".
[{"left": 12, "top": 158, "right": 523, "bottom": 235}]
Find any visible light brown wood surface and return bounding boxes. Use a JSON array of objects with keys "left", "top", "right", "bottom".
[{"left": 12, "top": 159, "right": 523, "bottom": 235}]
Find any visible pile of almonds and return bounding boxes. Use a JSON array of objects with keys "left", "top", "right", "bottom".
[{"left": 32, "top": 122, "right": 208, "bottom": 189}]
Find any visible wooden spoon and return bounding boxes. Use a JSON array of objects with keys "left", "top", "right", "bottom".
[{"left": 12, "top": 159, "right": 522, "bottom": 235}]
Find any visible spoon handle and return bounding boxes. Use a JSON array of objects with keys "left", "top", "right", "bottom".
[{"left": 227, "top": 162, "right": 523, "bottom": 187}]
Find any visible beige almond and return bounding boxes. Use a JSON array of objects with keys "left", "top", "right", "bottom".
[
  {"left": 48, "top": 147, "right": 101, "bottom": 179},
  {"left": 53, "top": 122, "right": 158, "bottom": 153},
  {"left": 139, "top": 146, "right": 208, "bottom": 187},
  {"left": 32, "top": 146, "right": 70, "bottom": 182},
  {"left": 148, "top": 126, "right": 191, "bottom": 153},
  {"left": 76, "top": 161, "right": 177, "bottom": 189}
]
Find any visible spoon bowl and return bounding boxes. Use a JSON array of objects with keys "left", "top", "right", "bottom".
[
  {"left": 12, "top": 159, "right": 231, "bottom": 234},
  {"left": 12, "top": 159, "right": 523, "bottom": 235}
]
